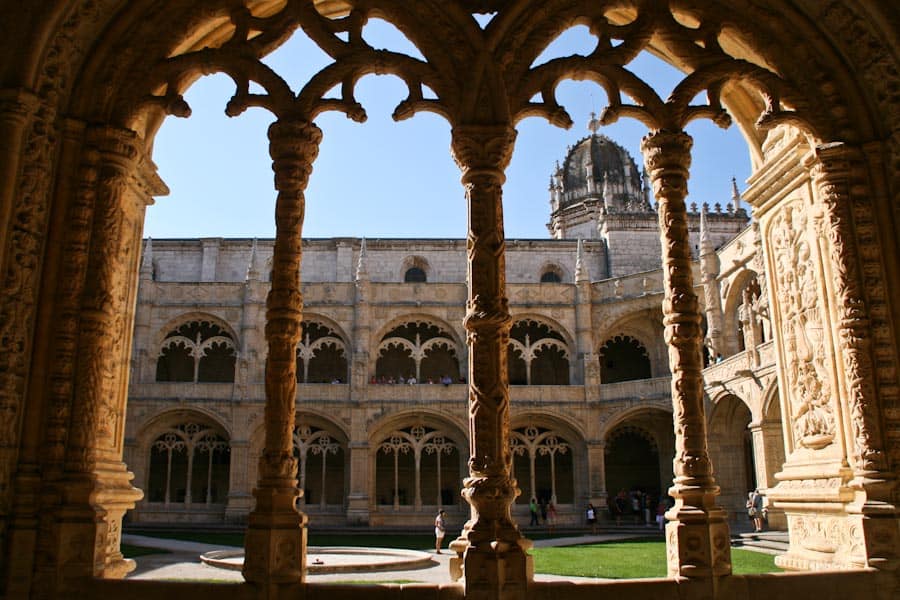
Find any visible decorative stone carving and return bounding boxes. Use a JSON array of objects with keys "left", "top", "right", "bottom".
[
  {"left": 812, "top": 144, "right": 888, "bottom": 478},
  {"left": 768, "top": 200, "right": 836, "bottom": 450},
  {"left": 642, "top": 130, "right": 731, "bottom": 580}
]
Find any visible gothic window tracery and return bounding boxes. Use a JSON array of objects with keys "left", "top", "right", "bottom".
[
  {"left": 599, "top": 335, "right": 652, "bottom": 383},
  {"left": 155, "top": 320, "right": 236, "bottom": 383},
  {"left": 375, "top": 321, "right": 459, "bottom": 383},
  {"left": 508, "top": 319, "right": 570, "bottom": 385},
  {"left": 147, "top": 422, "right": 230, "bottom": 507},
  {"left": 376, "top": 425, "right": 461, "bottom": 510},
  {"left": 292, "top": 420, "right": 345, "bottom": 507},
  {"left": 295, "top": 321, "right": 348, "bottom": 383},
  {"left": 510, "top": 424, "right": 574, "bottom": 505}
]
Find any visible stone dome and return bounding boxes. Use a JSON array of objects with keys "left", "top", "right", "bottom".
[{"left": 553, "top": 133, "right": 648, "bottom": 213}]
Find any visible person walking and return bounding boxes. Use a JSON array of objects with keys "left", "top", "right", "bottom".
[
  {"left": 529, "top": 497, "right": 540, "bottom": 526},
  {"left": 434, "top": 509, "right": 446, "bottom": 554}
]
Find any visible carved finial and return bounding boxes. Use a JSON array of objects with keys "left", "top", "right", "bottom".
[
  {"left": 356, "top": 237, "right": 369, "bottom": 282},
  {"left": 141, "top": 238, "right": 153, "bottom": 280},
  {"left": 641, "top": 166, "right": 652, "bottom": 207},
  {"left": 246, "top": 238, "right": 260, "bottom": 281},
  {"left": 699, "top": 205, "right": 714, "bottom": 255},
  {"left": 602, "top": 173, "right": 613, "bottom": 207},
  {"left": 575, "top": 238, "right": 588, "bottom": 283},
  {"left": 587, "top": 111, "right": 601, "bottom": 136},
  {"left": 731, "top": 176, "right": 742, "bottom": 212}
]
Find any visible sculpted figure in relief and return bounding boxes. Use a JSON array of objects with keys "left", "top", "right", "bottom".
[{"left": 770, "top": 203, "right": 835, "bottom": 450}]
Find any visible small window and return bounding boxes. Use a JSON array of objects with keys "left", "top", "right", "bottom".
[
  {"left": 540, "top": 271, "right": 562, "bottom": 283},
  {"left": 404, "top": 267, "right": 427, "bottom": 283}
]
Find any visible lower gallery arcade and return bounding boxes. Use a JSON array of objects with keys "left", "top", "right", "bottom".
[{"left": 1, "top": 1, "right": 899, "bottom": 600}]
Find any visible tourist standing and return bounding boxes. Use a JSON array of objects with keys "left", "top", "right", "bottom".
[
  {"left": 586, "top": 503, "right": 597, "bottom": 534},
  {"left": 547, "top": 502, "right": 558, "bottom": 535},
  {"left": 529, "top": 497, "right": 540, "bottom": 526},
  {"left": 434, "top": 509, "right": 446, "bottom": 554},
  {"left": 747, "top": 489, "right": 765, "bottom": 532}
]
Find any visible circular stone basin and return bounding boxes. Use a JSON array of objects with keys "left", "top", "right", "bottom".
[{"left": 200, "top": 547, "right": 435, "bottom": 574}]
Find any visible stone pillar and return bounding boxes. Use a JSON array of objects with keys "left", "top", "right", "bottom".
[
  {"left": 769, "top": 143, "right": 900, "bottom": 572},
  {"left": 641, "top": 130, "right": 731, "bottom": 580},
  {"left": 52, "top": 125, "right": 158, "bottom": 592},
  {"left": 242, "top": 119, "right": 321, "bottom": 585},
  {"left": 586, "top": 441, "right": 607, "bottom": 510},
  {"left": 225, "top": 441, "right": 252, "bottom": 523},
  {"left": 574, "top": 240, "right": 599, "bottom": 392},
  {"left": 447, "top": 125, "right": 532, "bottom": 599}
]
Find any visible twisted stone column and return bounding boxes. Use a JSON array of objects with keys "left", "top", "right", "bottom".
[
  {"left": 641, "top": 130, "right": 731, "bottom": 579},
  {"left": 447, "top": 125, "right": 531, "bottom": 600},
  {"left": 242, "top": 119, "right": 321, "bottom": 585}
]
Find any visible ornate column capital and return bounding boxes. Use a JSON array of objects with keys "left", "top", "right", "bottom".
[{"left": 450, "top": 125, "right": 516, "bottom": 179}]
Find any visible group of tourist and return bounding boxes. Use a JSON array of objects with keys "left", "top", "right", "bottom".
[
  {"left": 606, "top": 489, "right": 665, "bottom": 528},
  {"left": 369, "top": 374, "right": 456, "bottom": 385},
  {"left": 527, "top": 497, "right": 559, "bottom": 533}
]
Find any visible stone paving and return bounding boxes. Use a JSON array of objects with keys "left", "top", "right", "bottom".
[{"left": 124, "top": 532, "right": 654, "bottom": 584}]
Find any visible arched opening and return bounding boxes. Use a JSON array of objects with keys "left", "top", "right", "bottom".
[
  {"left": 292, "top": 417, "right": 347, "bottom": 510},
  {"left": 156, "top": 320, "right": 236, "bottom": 383},
  {"left": 7, "top": 0, "right": 898, "bottom": 592},
  {"left": 374, "top": 424, "right": 464, "bottom": 512},
  {"left": 144, "top": 419, "right": 231, "bottom": 520},
  {"left": 539, "top": 267, "right": 563, "bottom": 283},
  {"left": 375, "top": 321, "right": 459, "bottom": 383},
  {"left": 708, "top": 394, "right": 755, "bottom": 525},
  {"left": 404, "top": 266, "right": 427, "bottom": 282},
  {"left": 296, "top": 321, "right": 348, "bottom": 383},
  {"left": 508, "top": 319, "right": 570, "bottom": 385},
  {"left": 604, "top": 409, "right": 675, "bottom": 522},
  {"left": 599, "top": 335, "right": 652, "bottom": 383},
  {"left": 510, "top": 424, "right": 576, "bottom": 506}
]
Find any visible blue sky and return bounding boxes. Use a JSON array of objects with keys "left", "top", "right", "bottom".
[{"left": 146, "top": 22, "right": 751, "bottom": 240}]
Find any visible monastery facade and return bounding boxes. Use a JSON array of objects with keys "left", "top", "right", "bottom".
[{"left": 125, "top": 132, "right": 771, "bottom": 529}]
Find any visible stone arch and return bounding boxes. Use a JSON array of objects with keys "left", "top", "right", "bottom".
[
  {"left": 722, "top": 269, "right": 766, "bottom": 356},
  {"left": 154, "top": 313, "right": 238, "bottom": 383},
  {"left": 4, "top": 0, "right": 900, "bottom": 589},
  {"left": 373, "top": 315, "right": 462, "bottom": 383},
  {"left": 602, "top": 407, "right": 676, "bottom": 512},
  {"left": 508, "top": 315, "right": 574, "bottom": 385},
  {"left": 598, "top": 309, "right": 666, "bottom": 380},
  {"left": 295, "top": 315, "right": 350, "bottom": 384},
  {"left": 508, "top": 414, "right": 585, "bottom": 507},
  {"left": 134, "top": 409, "right": 231, "bottom": 517},
  {"left": 369, "top": 411, "right": 467, "bottom": 511},
  {"left": 708, "top": 393, "right": 756, "bottom": 523},
  {"left": 598, "top": 335, "right": 652, "bottom": 383}
]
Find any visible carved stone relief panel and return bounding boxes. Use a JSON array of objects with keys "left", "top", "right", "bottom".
[{"left": 767, "top": 200, "right": 836, "bottom": 453}]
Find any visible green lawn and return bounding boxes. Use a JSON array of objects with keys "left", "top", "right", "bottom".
[
  {"left": 125, "top": 531, "right": 779, "bottom": 579},
  {"left": 530, "top": 539, "right": 779, "bottom": 579}
]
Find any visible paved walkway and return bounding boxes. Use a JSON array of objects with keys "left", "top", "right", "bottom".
[{"left": 123, "top": 532, "right": 658, "bottom": 584}]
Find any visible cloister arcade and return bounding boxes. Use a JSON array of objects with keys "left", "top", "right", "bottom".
[{"left": 2, "top": 2, "right": 899, "bottom": 600}]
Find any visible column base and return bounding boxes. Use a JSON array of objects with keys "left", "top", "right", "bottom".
[
  {"left": 345, "top": 493, "right": 369, "bottom": 526},
  {"left": 454, "top": 539, "right": 533, "bottom": 600},
  {"left": 665, "top": 499, "right": 732, "bottom": 578},
  {"left": 242, "top": 487, "right": 308, "bottom": 584}
]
